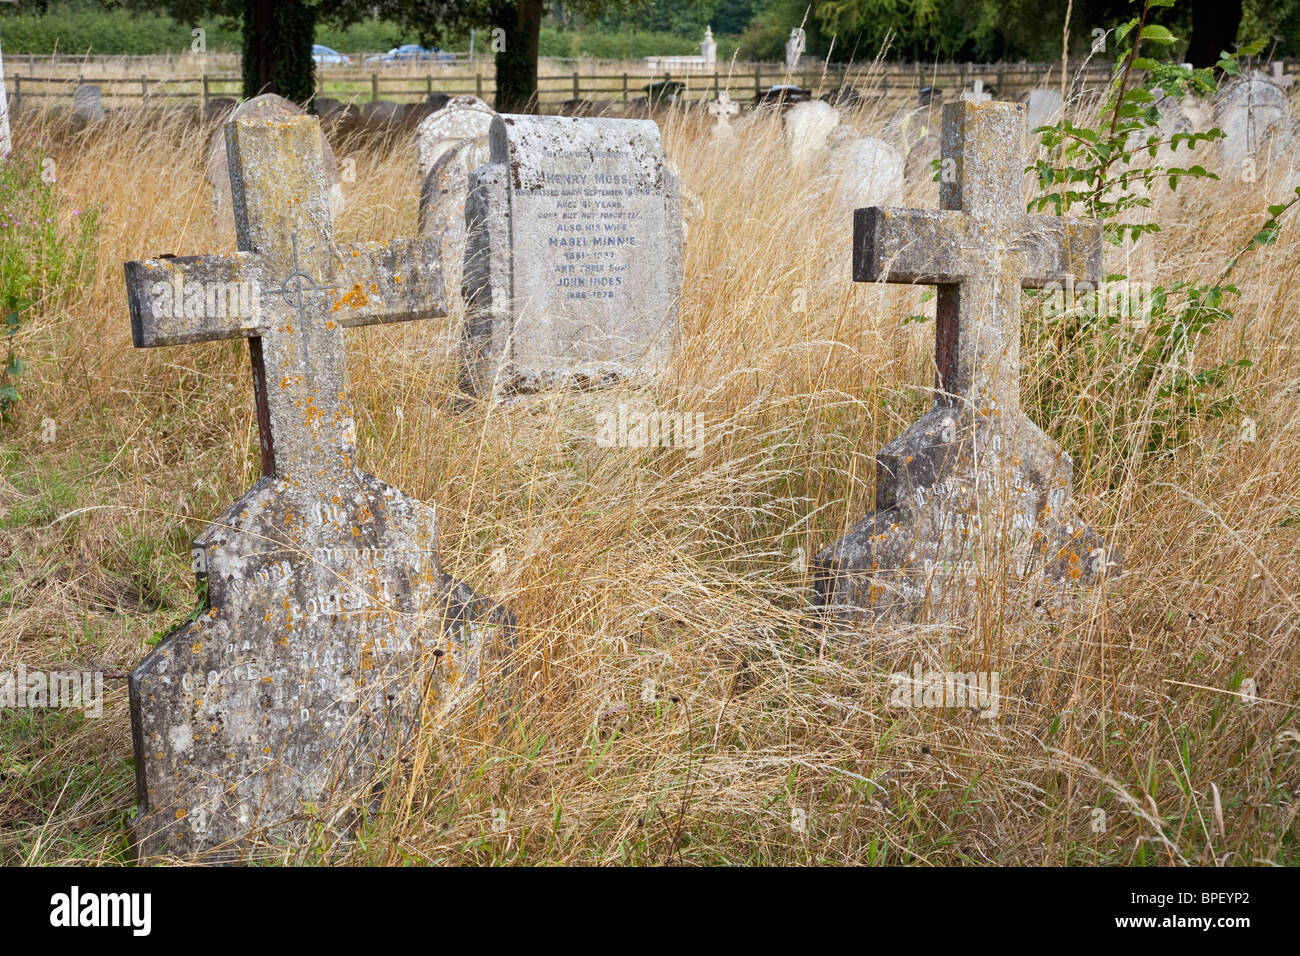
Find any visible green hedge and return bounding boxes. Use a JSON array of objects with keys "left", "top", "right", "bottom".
[{"left": 0, "top": 9, "right": 734, "bottom": 60}]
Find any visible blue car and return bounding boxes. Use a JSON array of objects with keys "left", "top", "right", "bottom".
[
  {"left": 364, "top": 44, "right": 454, "bottom": 64},
  {"left": 311, "top": 44, "right": 352, "bottom": 65}
]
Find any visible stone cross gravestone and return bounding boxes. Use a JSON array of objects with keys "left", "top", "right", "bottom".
[
  {"left": 705, "top": 92, "right": 740, "bottom": 140},
  {"left": 814, "top": 100, "right": 1118, "bottom": 621},
  {"left": 461, "top": 114, "right": 683, "bottom": 397},
  {"left": 124, "top": 115, "right": 512, "bottom": 860},
  {"left": 208, "top": 94, "right": 345, "bottom": 227}
]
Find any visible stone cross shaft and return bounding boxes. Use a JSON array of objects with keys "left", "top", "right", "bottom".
[
  {"left": 124, "top": 116, "right": 444, "bottom": 484},
  {"left": 854, "top": 99, "right": 1100, "bottom": 416}
]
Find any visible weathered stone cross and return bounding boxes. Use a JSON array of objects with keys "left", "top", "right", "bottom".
[
  {"left": 126, "top": 116, "right": 443, "bottom": 481},
  {"left": 124, "top": 116, "right": 511, "bottom": 861},
  {"left": 815, "top": 100, "right": 1118, "bottom": 621}
]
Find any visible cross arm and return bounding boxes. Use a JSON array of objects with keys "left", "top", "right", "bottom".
[
  {"left": 125, "top": 252, "right": 267, "bottom": 347},
  {"left": 1015, "top": 215, "right": 1102, "bottom": 289},
  {"left": 853, "top": 207, "right": 980, "bottom": 284},
  {"left": 329, "top": 239, "right": 446, "bottom": 328}
]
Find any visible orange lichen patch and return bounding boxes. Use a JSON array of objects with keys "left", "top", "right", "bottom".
[
  {"left": 326, "top": 320, "right": 336, "bottom": 329},
  {"left": 175, "top": 809, "right": 187, "bottom": 819},
  {"left": 332, "top": 283, "right": 370, "bottom": 311},
  {"left": 393, "top": 274, "right": 402, "bottom": 283},
  {"left": 369, "top": 283, "right": 378, "bottom": 294},
  {"left": 191, "top": 642, "right": 203, "bottom": 653}
]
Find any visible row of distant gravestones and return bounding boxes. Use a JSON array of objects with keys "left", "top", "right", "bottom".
[{"left": 125, "top": 96, "right": 1115, "bottom": 861}]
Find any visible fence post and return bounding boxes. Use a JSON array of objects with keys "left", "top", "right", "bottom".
[
  {"left": 572, "top": 70, "right": 579, "bottom": 99},
  {"left": 141, "top": 75, "right": 148, "bottom": 103},
  {"left": 713, "top": 70, "right": 719, "bottom": 96},
  {"left": 622, "top": 72, "right": 628, "bottom": 103},
  {"left": 476, "top": 73, "right": 483, "bottom": 98},
  {"left": 371, "top": 72, "right": 378, "bottom": 101},
  {"left": 202, "top": 73, "right": 208, "bottom": 109},
  {"left": 754, "top": 66, "right": 761, "bottom": 99},
  {"left": 426, "top": 74, "right": 432, "bottom": 97}
]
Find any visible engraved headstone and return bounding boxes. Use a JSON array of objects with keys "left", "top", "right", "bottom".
[
  {"left": 461, "top": 114, "right": 683, "bottom": 397},
  {"left": 207, "top": 94, "right": 345, "bottom": 227},
  {"left": 125, "top": 115, "right": 512, "bottom": 860},
  {"left": 784, "top": 99, "right": 841, "bottom": 167},
  {"left": 72, "top": 83, "right": 105, "bottom": 123},
  {"left": 415, "top": 95, "right": 496, "bottom": 179},
  {"left": 814, "top": 100, "right": 1118, "bottom": 621},
  {"left": 419, "top": 136, "right": 491, "bottom": 306}
]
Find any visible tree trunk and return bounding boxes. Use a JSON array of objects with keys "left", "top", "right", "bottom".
[
  {"left": 493, "top": 0, "right": 544, "bottom": 113},
  {"left": 1185, "top": 0, "right": 1243, "bottom": 69},
  {"left": 241, "top": 0, "right": 317, "bottom": 105}
]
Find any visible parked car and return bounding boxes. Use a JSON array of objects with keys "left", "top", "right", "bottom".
[
  {"left": 642, "top": 80, "right": 686, "bottom": 103},
  {"left": 364, "top": 44, "right": 455, "bottom": 64},
  {"left": 753, "top": 84, "right": 810, "bottom": 108},
  {"left": 311, "top": 44, "right": 351, "bottom": 65}
]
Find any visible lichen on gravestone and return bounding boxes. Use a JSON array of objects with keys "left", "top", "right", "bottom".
[
  {"left": 124, "top": 115, "right": 512, "bottom": 861},
  {"left": 814, "top": 100, "right": 1121, "bottom": 624}
]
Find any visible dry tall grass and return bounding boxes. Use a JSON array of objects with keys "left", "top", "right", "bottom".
[{"left": 0, "top": 81, "right": 1296, "bottom": 865}]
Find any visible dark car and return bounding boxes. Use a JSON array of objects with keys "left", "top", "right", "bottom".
[{"left": 753, "top": 84, "right": 810, "bottom": 108}]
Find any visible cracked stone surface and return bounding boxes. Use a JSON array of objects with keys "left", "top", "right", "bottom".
[
  {"left": 813, "top": 100, "right": 1120, "bottom": 623},
  {"left": 460, "top": 114, "right": 682, "bottom": 397},
  {"left": 125, "top": 116, "right": 512, "bottom": 861}
]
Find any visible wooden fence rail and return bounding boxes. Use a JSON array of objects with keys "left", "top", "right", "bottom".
[{"left": 7, "top": 59, "right": 1274, "bottom": 111}]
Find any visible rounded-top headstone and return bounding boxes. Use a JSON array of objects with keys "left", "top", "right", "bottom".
[
  {"left": 827, "top": 134, "right": 904, "bottom": 210},
  {"left": 72, "top": 84, "right": 106, "bottom": 125},
  {"left": 415, "top": 96, "right": 498, "bottom": 179},
  {"left": 1018, "top": 88, "right": 1063, "bottom": 132},
  {"left": 1214, "top": 72, "right": 1289, "bottom": 166},
  {"left": 784, "top": 99, "right": 841, "bottom": 167},
  {"left": 207, "top": 94, "right": 345, "bottom": 226},
  {"left": 418, "top": 134, "right": 493, "bottom": 307}
]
